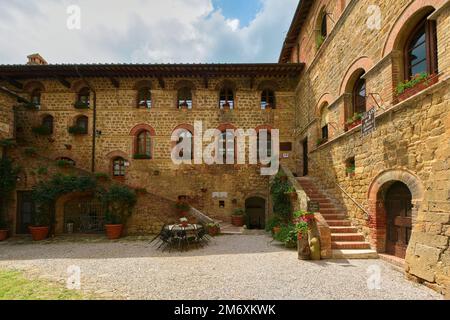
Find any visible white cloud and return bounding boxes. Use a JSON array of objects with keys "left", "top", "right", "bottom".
[{"left": 0, "top": 0, "right": 298, "bottom": 64}]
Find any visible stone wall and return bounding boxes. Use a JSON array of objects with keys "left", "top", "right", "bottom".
[
  {"left": 1, "top": 75, "right": 297, "bottom": 226},
  {"left": 289, "top": 0, "right": 450, "bottom": 294},
  {"left": 0, "top": 93, "right": 15, "bottom": 141}
]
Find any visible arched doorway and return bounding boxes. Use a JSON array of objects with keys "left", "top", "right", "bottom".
[
  {"left": 245, "top": 197, "right": 266, "bottom": 230},
  {"left": 385, "top": 182, "right": 413, "bottom": 259}
]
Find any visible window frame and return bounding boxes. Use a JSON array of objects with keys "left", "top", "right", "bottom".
[
  {"left": 31, "top": 89, "right": 42, "bottom": 107},
  {"left": 112, "top": 157, "right": 126, "bottom": 177},
  {"left": 177, "top": 87, "right": 193, "bottom": 109},
  {"left": 77, "top": 87, "right": 90, "bottom": 106},
  {"left": 404, "top": 18, "right": 438, "bottom": 81},
  {"left": 137, "top": 87, "right": 152, "bottom": 109},
  {"left": 352, "top": 76, "right": 367, "bottom": 115},
  {"left": 75, "top": 116, "right": 89, "bottom": 134},
  {"left": 261, "top": 89, "right": 276, "bottom": 109},
  {"left": 219, "top": 88, "right": 235, "bottom": 109},
  {"left": 136, "top": 130, "right": 152, "bottom": 159}
]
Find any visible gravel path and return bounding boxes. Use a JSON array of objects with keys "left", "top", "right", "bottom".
[{"left": 0, "top": 235, "right": 442, "bottom": 300}]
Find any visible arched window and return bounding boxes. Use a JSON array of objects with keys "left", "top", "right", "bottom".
[
  {"left": 352, "top": 74, "right": 366, "bottom": 116},
  {"left": 219, "top": 88, "right": 234, "bottom": 109},
  {"left": 77, "top": 87, "right": 90, "bottom": 106},
  {"left": 261, "top": 89, "right": 276, "bottom": 109},
  {"left": 320, "top": 104, "right": 329, "bottom": 141},
  {"left": 176, "top": 129, "right": 194, "bottom": 159},
  {"left": 136, "top": 130, "right": 152, "bottom": 159},
  {"left": 42, "top": 115, "right": 54, "bottom": 134},
  {"left": 31, "top": 89, "right": 41, "bottom": 106},
  {"left": 405, "top": 18, "right": 438, "bottom": 80},
  {"left": 219, "top": 130, "right": 235, "bottom": 163},
  {"left": 137, "top": 87, "right": 152, "bottom": 108},
  {"left": 76, "top": 116, "right": 89, "bottom": 134},
  {"left": 112, "top": 157, "right": 126, "bottom": 177},
  {"left": 177, "top": 87, "right": 193, "bottom": 109}
]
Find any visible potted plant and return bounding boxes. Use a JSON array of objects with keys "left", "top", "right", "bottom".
[
  {"left": 346, "top": 112, "right": 363, "bottom": 130},
  {"left": 29, "top": 207, "right": 51, "bottom": 241},
  {"left": 68, "top": 126, "right": 87, "bottom": 135},
  {"left": 74, "top": 101, "right": 90, "bottom": 109},
  {"left": 205, "top": 223, "right": 220, "bottom": 236},
  {"left": 175, "top": 201, "right": 191, "bottom": 217},
  {"left": 396, "top": 72, "right": 439, "bottom": 102},
  {"left": 231, "top": 208, "right": 245, "bottom": 227},
  {"left": 102, "top": 185, "right": 137, "bottom": 240},
  {"left": 266, "top": 216, "right": 283, "bottom": 235},
  {"left": 285, "top": 186, "right": 298, "bottom": 201}
]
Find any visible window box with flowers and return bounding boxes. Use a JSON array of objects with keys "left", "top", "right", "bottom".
[
  {"left": 396, "top": 73, "right": 439, "bottom": 102},
  {"left": 32, "top": 125, "right": 52, "bottom": 136},
  {"left": 346, "top": 112, "right": 363, "bottom": 131},
  {"left": 133, "top": 154, "right": 151, "bottom": 160},
  {"left": 74, "top": 101, "right": 90, "bottom": 109},
  {"left": 68, "top": 126, "right": 87, "bottom": 135}
]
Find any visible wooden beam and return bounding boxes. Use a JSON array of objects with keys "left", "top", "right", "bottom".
[
  {"left": 1, "top": 76, "right": 23, "bottom": 89},
  {"left": 110, "top": 77, "right": 120, "bottom": 88},
  {"left": 157, "top": 77, "right": 165, "bottom": 89},
  {"left": 55, "top": 76, "right": 71, "bottom": 89}
]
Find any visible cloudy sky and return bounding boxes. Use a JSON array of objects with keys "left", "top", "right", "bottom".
[{"left": 0, "top": 0, "right": 298, "bottom": 65}]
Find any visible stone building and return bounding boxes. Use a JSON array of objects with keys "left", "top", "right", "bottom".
[{"left": 0, "top": 0, "right": 449, "bottom": 295}]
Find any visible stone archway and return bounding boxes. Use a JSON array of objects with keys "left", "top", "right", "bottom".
[
  {"left": 245, "top": 197, "right": 266, "bottom": 230},
  {"left": 367, "top": 170, "right": 424, "bottom": 254}
]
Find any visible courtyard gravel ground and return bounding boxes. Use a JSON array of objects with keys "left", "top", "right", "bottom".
[{"left": 0, "top": 234, "right": 442, "bottom": 300}]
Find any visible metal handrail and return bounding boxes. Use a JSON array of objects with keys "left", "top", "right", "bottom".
[{"left": 335, "top": 182, "right": 370, "bottom": 219}]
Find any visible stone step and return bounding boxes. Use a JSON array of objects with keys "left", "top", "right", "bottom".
[
  {"left": 332, "top": 241, "right": 372, "bottom": 250},
  {"left": 327, "top": 220, "right": 352, "bottom": 226},
  {"left": 219, "top": 223, "right": 245, "bottom": 235},
  {"left": 330, "top": 226, "right": 359, "bottom": 233},
  {"left": 319, "top": 208, "right": 341, "bottom": 214},
  {"left": 331, "top": 233, "right": 366, "bottom": 242},
  {"left": 321, "top": 214, "right": 347, "bottom": 220},
  {"left": 332, "top": 249, "right": 379, "bottom": 259}
]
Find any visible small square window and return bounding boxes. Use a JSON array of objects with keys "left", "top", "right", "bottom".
[{"left": 219, "top": 201, "right": 225, "bottom": 208}]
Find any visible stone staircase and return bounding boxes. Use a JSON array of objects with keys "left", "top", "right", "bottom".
[{"left": 297, "top": 177, "right": 378, "bottom": 259}]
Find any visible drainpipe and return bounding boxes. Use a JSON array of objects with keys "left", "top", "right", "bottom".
[{"left": 75, "top": 66, "right": 97, "bottom": 173}]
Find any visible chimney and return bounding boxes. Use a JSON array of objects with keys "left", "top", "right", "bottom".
[{"left": 27, "top": 53, "right": 48, "bottom": 65}]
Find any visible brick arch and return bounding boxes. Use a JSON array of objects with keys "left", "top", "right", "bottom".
[
  {"left": 106, "top": 150, "right": 129, "bottom": 160},
  {"left": 255, "top": 124, "right": 273, "bottom": 133},
  {"left": 174, "top": 80, "right": 196, "bottom": 91},
  {"left": 217, "top": 123, "right": 237, "bottom": 132},
  {"left": 367, "top": 169, "right": 424, "bottom": 252},
  {"left": 23, "top": 80, "right": 45, "bottom": 93},
  {"left": 368, "top": 169, "right": 424, "bottom": 202},
  {"left": 129, "top": 124, "right": 156, "bottom": 136},
  {"left": 257, "top": 80, "right": 280, "bottom": 91},
  {"left": 315, "top": 93, "right": 334, "bottom": 117},
  {"left": 339, "top": 57, "right": 374, "bottom": 95},
  {"left": 172, "top": 123, "right": 195, "bottom": 134},
  {"left": 133, "top": 80, "right": 153, "bottom": 90},
  {"left": 71, "top": 79, "right": 89, "bottom": 93},
  {"left": 382, "top": 0, "right": 444, "bottom": 57},
  {"left": 215, "top": 80, "right": 237, "bottom": 91}
]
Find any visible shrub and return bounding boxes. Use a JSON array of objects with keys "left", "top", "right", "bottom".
[
  {"left": 56, "top": 159, "right": 73, "bottom": 168},
  {"left": 74, "top": 101, "right": 90, "bottom": 109},
  {"left": 265, "top": 216, "right": 284, "bottom": 232},
  {"left": 270, "top": 172, "right": 292, "bottom": 222},
  {"left": 24, "top": 147, "right": 37, "bottom": 157},
  {"left": 316, "top": 34, "right": 325, "bottom": 49},
  {"left": 37, "top": 167, "right": 48, "bottom": 175},
  {"left": 101, "top": 185, "right": 137, "bottom": 225},
  {"left": 233, "top": 208, "right": 245, "bottom": 216}
]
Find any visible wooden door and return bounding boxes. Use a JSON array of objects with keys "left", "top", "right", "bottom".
[
  {"left": 16, "top": 191, "right": 35, "bottom": 234},
  {"left": 385, "top": 182, "right": 413, "bottom": 259},
  {"left": 302, "top": 139, "right": 308, "bottom": 176}
]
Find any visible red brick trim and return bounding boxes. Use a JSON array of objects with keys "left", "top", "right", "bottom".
[
  {"left": 133, "top": 80, "right": 153, "bottom": 90},
  {"left": 367, "top": 169, "right": 424, "bottom": 252},
  {"left": 255, "top": 125, "right": 273, "bottom": 133},
  {"left": 129, "top": 124, "right": 156, "bottom": 136},
  {"left": 339, "top": 57, "right": 374, "bottom": 95},
  {"left": 217, "top": 123, "right": 237, "bottom": 132},
  {"left": 106, "top": 150, "right": 129, "bottom": 160},
  {"left": 315, "top": 93, "right": 333, "bottom": 117},
  {"left": 172, "top": 124, "right": 194, "bottom": 134},
  {"left": 23, "top": 80, "right": 45, "bottom": 93},
  {"left": 382, "top": 0, "right": 444, "bottom": 57}
]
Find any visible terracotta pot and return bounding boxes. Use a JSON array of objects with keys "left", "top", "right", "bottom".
[
  {"left": 207, "top": 226, "right": 220, "bottom": 237},
  {"left": 272, "top": 226, "right": 281, "bottom": 235},
  {"left": 29, "top": 226, "right": 49, "bottom": 241},
  {"left": 347, "top": 119, "right": 362, "bottom": 131},
  {"left": 231, "top": 215, "right": 244, "bottom": 227},
  {"left": 105, "top": 224, "right": 123, "bottom": 240},
  {"left": 0, "top": 230, "right": 8, "bottom": 241}
]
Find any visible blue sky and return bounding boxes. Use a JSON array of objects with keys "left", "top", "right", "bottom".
[
  {"left": 212, "top": 0, "right": 263, "bottom": 27},
  {"left": 0, "top": 0, "right": 298, "bottom": 64}
]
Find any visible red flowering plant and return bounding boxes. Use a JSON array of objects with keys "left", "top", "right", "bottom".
[
  {"left": 293, "top": 210, "right": 315, "bottom": 223},
  {"left": 295, "top": 221, "right": 309, "bottom": 241}
]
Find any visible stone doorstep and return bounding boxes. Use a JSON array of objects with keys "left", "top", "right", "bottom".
[
  {"left": 332, "top": 249, "right": 379, "bottom": 259},
  {"left": 378, "top": 253, "right": 406, "bottom": 272}
]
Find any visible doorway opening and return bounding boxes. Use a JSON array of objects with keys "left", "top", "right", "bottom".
[
  {"left": 245, "top": 197, "right": 266, "bottom": 230},
  {"left": 302, "top": 138, "right": 308, "bottom": 176}
]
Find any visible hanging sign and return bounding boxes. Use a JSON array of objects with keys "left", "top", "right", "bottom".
[{"left": 362, "top": 107, "right": 376, "bottom": 136}]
